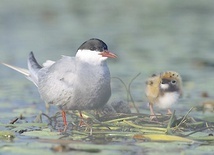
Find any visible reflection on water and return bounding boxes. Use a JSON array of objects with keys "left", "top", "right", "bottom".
[{"left": 0, "top": 0, "right": 213, "bottom": 132}]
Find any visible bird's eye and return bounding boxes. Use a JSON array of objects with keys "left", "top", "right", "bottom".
[
  {"left": 171, "top": 80, "right": 176, "bottom": 84},
  {"left": 90, "top": 47, "right": 95, "bottom": 50}
]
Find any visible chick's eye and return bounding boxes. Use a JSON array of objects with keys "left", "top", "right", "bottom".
[{"left": 171, "top": 80, "right": 176, "bottom": 84}]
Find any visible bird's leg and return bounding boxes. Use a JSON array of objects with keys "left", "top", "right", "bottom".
[
  {"left": 61, "top": 110, "right": 68, "bottom": 132},
  {"left": 167, "top": 108, "right": 172, "bottom": 115},
  {"left": 78, "top": 110, "right": 91, "bottom": 128},
  {"left": 45, "top": 102, "right": 50, "bottom": 115},
  {"left": 149, "top": 103, "right": 157, "bottom": 120},
  {"left": 78, "top": 110, "right": 85, "bottom": 126}
]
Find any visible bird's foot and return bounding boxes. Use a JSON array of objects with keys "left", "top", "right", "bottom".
[
  {"left": 167, "top": 109, "right": 172, "bottom": 115},
  {"left": 79, "top": 119, "right": 87, "bottom": 127},
  {"left": 150, "top": 114, "right": 158, "bottom": 121}
]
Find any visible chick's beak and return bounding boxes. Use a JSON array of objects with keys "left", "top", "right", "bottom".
[{"left": 99, "top": 50, "right": 117, "bottom": 58}]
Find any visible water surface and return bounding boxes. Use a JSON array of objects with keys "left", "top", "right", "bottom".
[{"left": 0, "top": 0, "right": 214, "bottom": 154}]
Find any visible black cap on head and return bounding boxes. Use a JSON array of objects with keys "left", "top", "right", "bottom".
[{"left": 78, "top": 38, "right": 108, "bottom": 52}]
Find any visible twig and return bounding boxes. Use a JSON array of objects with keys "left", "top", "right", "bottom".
[
  {"left": 127, "top": 73, "right": 141, "bottom": 113},
  {"left": 112, "top": 73, "right": 141, "bottom": 113},
  {"left": 166, "top": 110, "right": 176, "bottom": 134},
  {"left": 112, "top": 76, "right": 129, "bottom": 103},
  {"left": 175, "top": 107, "right": 194, "bottom": 130},
  {"left": 9, "top": 117, "right": 19, "bottom": 124},
  {"left": 41, "top": 113, "right": 54, "bottom": 126},
  {"left": 183, "top": 126, "right": 214, "bottom": 137}
]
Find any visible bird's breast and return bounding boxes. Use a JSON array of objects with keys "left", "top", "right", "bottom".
[
  {"left": 68, "top": 65, "right": 111, "bottom": 110},
  {"left": 156, "top": 92, "right": 180, "bottom": 109}
]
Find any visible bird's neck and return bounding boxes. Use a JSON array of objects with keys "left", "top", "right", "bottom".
[
  {"left": 77, "top": 57, "right": 107, "bottom": 66},
  {"left": 75, "top": 49, "right": 107, "bottom": 65},
  {"left": 76, "top": 59, "right": 110, "bottom": 85}
]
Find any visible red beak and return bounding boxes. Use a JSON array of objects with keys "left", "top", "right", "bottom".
[{"left": 99, "top": 50, "right": 117, "bottom": 58}]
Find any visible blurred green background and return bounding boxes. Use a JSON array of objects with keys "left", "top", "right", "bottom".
[
  {"left": 1, "top": 0, "right": 214, "bottom": 110},
  {"left": 0, "top": 0, "right": 213, "bottom": 154}
]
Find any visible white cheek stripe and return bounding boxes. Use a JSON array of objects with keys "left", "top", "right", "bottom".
[{"left": 160, "top": 83, "right": 169, "bottom": 89}]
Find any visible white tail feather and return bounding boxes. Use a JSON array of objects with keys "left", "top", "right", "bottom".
[
  {"left": 42, "top": 60, "right": 55, "bottom": 67},
  {"left": 1, "top": 62, "right": 38, "bottom": 87},
  {"left": 1, "top": 62, "right": 29, "bottom": 76}
]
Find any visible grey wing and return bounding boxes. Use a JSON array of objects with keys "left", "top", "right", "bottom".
[{"left": 37, "top": 56, "right": 76, "bottom": 106}]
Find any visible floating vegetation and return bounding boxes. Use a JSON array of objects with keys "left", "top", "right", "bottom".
[
  {"left": 0, "top": 75, "right": 213, "bottom": 155},
  {"left": 0, "top": 130, "right": 15, "bottom": 141},
  {"left": 0, "top": 109, "right": 213, "bottom": 154},
  {"left": 2, "top": 108, "right": 213, "bottom": 143}
]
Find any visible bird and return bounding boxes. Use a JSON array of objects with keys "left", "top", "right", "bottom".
[
  {"left": 2, "top": 38, "right": 117, "bottom": 130},
  {"left": 145, "top": 71, "right": 182, "bottom": 120}
]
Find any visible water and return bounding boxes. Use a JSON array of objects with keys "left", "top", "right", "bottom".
[{"left": 0, "top": 0, "right": 214, "bottom": 154}]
